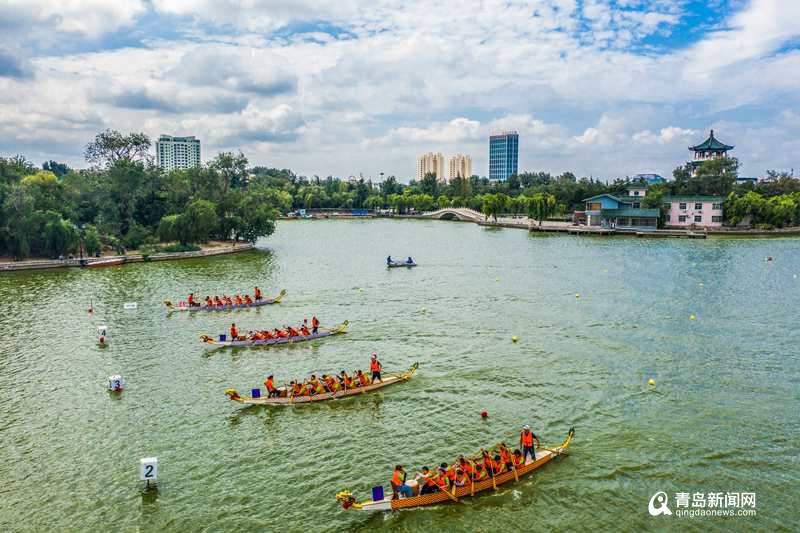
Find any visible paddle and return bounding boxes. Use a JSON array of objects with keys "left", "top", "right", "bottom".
[
  {"left": 441, "top": 475, "right": 459, "bottom": 502},
  {"left": 467, "top": 459, "right": 477, "bottom": 496}
]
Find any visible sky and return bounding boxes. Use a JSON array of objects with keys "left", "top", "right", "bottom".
[{"left": 1, "top": 0, "right": 799, "bottom": 181}]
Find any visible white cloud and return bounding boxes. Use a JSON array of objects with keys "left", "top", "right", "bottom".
[
  {"left": 1, "top": 0, "right": 146, "bottom": 37},
  {"left": 1, "top": 0, "right": 799, "bottom": 182}
]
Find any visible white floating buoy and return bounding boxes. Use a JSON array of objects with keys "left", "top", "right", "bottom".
[
  {"left": 124, "top": 302, "right": 137, "bottom": 310},
  {"left": 139, "top": 457, "right": 158, "bottom": 487},
  {"left": 108, "top": 374, "right": 124, "bottom": 391},
  {"left": 97, "top": 325, "right": 108, "bottom": 336}
]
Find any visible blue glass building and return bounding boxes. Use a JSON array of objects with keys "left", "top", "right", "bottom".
[{"left": 488, "top": 131, "right": 518, "bottom": 181}]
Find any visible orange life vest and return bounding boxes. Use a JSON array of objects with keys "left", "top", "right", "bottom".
[
  {"left": 522, "top": 430, "right": 534, "bottom": 447},
  {"left": 370, "top": 360, "right": 380, "bottom": 372},
  {"left": 312, "top": 317, "right": 319, "bottom": 327},
  {"left": 230, "top": 326, "right": 238, "bottom": 338},
  {"left": 392, "top": 470, "right": 404, "bottom": 486},
  {"left": 358, "top": 373, "right": 368, "bottom": 385},
  {"left": 265, "top": 378, "right": 274, "bottom": 391},
  {"left": 499, "top": 448, "right": 510, "bottom": 464},
  {"left": 255, "top": 288, "right": 261, "bottom": 298}
]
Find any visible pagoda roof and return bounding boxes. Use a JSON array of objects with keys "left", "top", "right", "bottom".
[{"left": 689, "top": 130, "right": 734, "bottom": 152}]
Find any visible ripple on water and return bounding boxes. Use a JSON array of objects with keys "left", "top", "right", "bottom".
[{"left": 0, "top": 221, "right": 798, "bottom": 530}]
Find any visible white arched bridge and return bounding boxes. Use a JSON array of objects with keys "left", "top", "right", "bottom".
[{"left": 421, "top": 207, "right": 486, "bottom": 222}]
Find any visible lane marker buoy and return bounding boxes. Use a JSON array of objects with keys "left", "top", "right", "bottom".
[
  {"left": 648, "top": 378, "right": 656, "bottom": 386},
  {"left": 512, "top": 336, "right": 518, "bottom": 343}
]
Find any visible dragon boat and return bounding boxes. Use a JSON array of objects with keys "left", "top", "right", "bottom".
[
  {"left": 336, "top": 427, "right": 574, "bottom": 511},
  {"left": 224, "top": 363, "right": 418, "bottom": 406},
  {"left": 164, "top": 289, "right": 285, "bottom": 312},
  {"left": 201, "top": 321, "right": 348, "bottom": 347}
]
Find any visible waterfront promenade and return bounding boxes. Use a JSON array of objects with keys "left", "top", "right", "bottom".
[{"left": 0, "top": 242, "right": 254, "bottom": 272}]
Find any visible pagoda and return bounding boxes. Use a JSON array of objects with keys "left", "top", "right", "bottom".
[{"left": 688, "top": 129, "right": 734, "bottom": 176}]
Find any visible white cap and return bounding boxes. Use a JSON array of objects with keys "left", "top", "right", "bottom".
[
  {"left": 371, "top": 353, "right": 377, "bottom": 358},
  {"left": 523, "top": 424, "right": 530, "bottom": 430}
]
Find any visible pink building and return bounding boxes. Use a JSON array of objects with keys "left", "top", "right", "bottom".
[{"left": 663, "top": 196, "right": 724, "bottom": 228}]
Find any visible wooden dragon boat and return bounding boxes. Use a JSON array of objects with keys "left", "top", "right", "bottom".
[
  {"left": 164, "top": 289, "right": 285, "bottom": 312},
  {"left": 387, "top": 261, "right": 417, "bottom": 268},
  {"left": 336, "top": 427, "right": 574, "bottom": 511},
  {"left": 224, "top": 363, "right": 418, "bottom": 406},
  {"left": 201, "top": 321, "right": 348, "bottom": 347}
]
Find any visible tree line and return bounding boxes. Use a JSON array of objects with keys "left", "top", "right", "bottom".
[
  {"left": 3, "top": 130, "right": 800, "bottom": 259},
  {"left": 0, "top": 130, "right": 284, "bottom": 260}
]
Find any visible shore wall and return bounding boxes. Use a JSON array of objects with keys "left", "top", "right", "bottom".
[{"left": 0, "top": 243, "right": 254, "bottom": 273}]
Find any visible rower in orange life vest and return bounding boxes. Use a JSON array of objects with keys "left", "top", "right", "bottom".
[
  {"left": 311, "top": 316, "right": 319, "bottom": 334},
  {"left": 520, "top": 424, "right": 541, "bottom": 464},
  {"left": 254, "top": 286, "right": 262, "bottom": 301},
  {"left": 300, "top": 323, "right": 310, "bottom": 336},
  {"left": 187, "top": 293, "right": 196, "bottom": 306},
  {"left": 415, "top": 466, "right": 438, "bottom": 495},
  {"left": 390, "top": 465, "right": 411, "bottom": 499},
  {"left": 370, "top": 353, "right": 382, "bottom": 383},
  {"left": 230, "top": 323, "right": 238, "bottom": 340},
  {"left": 264, "top": 375, "right": 280, "bottom": 398}
]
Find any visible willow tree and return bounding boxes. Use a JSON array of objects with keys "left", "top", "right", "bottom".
[{"left": 528, "top": 192, "right": 557, "bottom": 226}]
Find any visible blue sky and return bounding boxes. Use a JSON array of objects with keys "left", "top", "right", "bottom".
[{"left": 1, "top": 0, "right": 799, "bottom": 180}]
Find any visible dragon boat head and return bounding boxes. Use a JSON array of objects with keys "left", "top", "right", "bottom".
[
  {"left": 335, "top": 490, "right": 362, "bottom": 510},
  {"left": 224, "top": 389, "right": 243, "bottom": 402}
]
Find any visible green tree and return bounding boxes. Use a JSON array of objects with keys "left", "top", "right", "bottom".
[
  {"left": 41, "top": 211, "right": 78, "bottom": 258},
  {"left": 42, "top": 161, "right": 70, "bottom": 177},
  {"left": 84, "top": 129, "right": 152, "bottom": 168},
  {"left": 364, "top": 195, "right": 384, "bottom": 210},
  {"left": 184, "top": 199, "right": 218, "bottom": 243},
  {"left": 420, "top": 172, "right": 439, "bottom": 197},
  {"left": 83, "top": 224, "right": 102, "bottom": 255},
  {"left": 211, "top": 151, "right": 249, "bottom": 193},
  {"left": 528, "top": 193, "right": 557, "bottom": 226}
]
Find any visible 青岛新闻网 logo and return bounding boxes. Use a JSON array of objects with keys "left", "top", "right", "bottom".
[{"left": 649, "top": 491, "right": 672, "bottom": 516}]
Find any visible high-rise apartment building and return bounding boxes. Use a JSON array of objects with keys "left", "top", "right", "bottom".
[
  {"left": 155, "top": 135, "right": 201, "bottom": 172},
  {"left": 488, "top": 131, "right": 518, "bottom": 181},
  {"left": 448, "top": 154, "right": 472, "bottom": 180},
  {"left": 416, "top": 152, "right": 445, "bottom": 182}
]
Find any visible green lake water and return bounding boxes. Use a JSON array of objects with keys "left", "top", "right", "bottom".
[{"left": 1, "top": 219, "right": 798, "bottom": 532}]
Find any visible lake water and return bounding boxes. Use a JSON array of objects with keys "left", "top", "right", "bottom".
[{"left": 1, "top": 219, "right": 798, "bottom": 532}]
